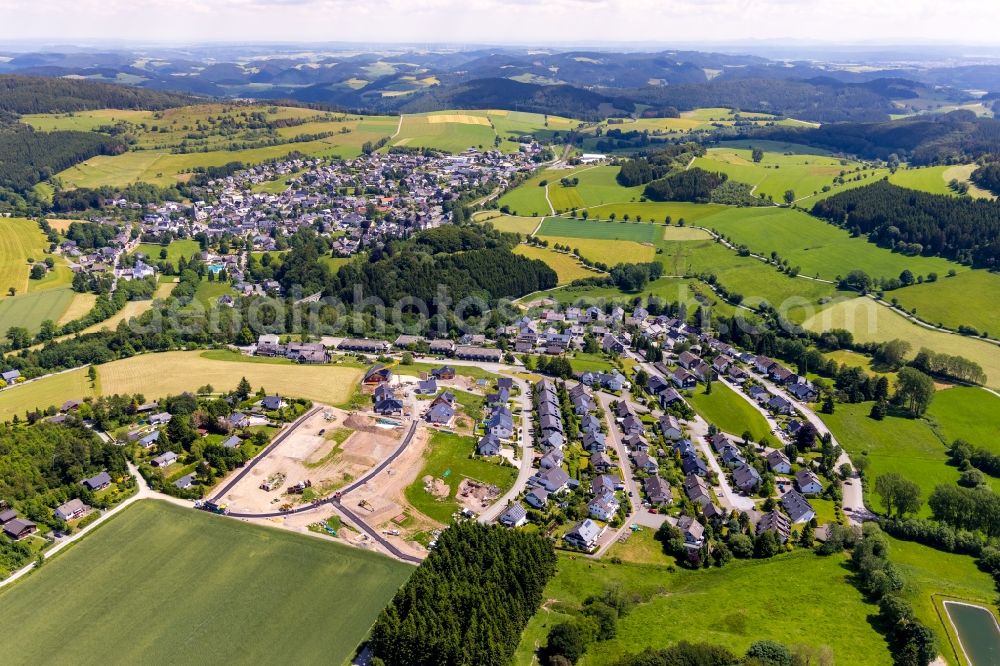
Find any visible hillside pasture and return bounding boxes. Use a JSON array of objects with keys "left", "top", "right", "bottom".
[
  {"left": 583, "top": 201, "right": 727, "bottom": 225},
  {"left": 474, "top": 213, "right": 541, "bottom": 236},
  {"left": 697, "top": 206, "right": 960, "bottom": 282},
  {"left": 0, "top": 500, "right": 412, "bottom": 665},
  {"left": 927, "top": 386, "right": 1000, "bottom": 456},
  {"left": 535, "top": 235, "right": 656, "bottom": 265},
  {"left": 0, "top": 288, "right": 75, "bottom": 335},
  {"left": 802, "top": 297, "right": 1000, "bottom": 387},
  {"left": 97, "top": 350, "right": 363, "bottom": 406},
  {"left": 538, "top": 217, "right": 660, "bottom": 243},
  {"left": 888, "top": 165, "right": 955, "bottom": 195},
  {"left": 889, "top": 270, "right": 1000, "bottom": 338},
  {"left": 391, "top": 113, "right": 495, "bottom": 153},
  {"left": 0, "top": 217, "right": 50, "bottom": 296}
]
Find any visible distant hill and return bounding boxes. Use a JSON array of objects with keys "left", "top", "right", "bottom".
[
  {"left": 0, "top": 75, "right": 197, "bottom": 115},
  {"left": 746, "top": 110, "right": 1000, "bottom": 164}
]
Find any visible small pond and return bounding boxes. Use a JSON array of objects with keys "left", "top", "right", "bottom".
[{"left": 944, "top": 601, "right": 1000, "bottom": 666}]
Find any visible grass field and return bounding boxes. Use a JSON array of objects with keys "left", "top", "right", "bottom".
[
  {"left": 404, "top": 430, "right": 517, "bottom": 524},
  {"left": 133, "top": 240, "right": 202, "bottom": 265},
  {"left": 889, "top": 270, "right": 1000, "bottom": 337},
  {"left": 514, "top": 245, "right": 598, "bottom": 284},
  {"left": 926, "top": 386, "right": 1000, "bottom": 455},
  {"left": 887, "top": 536, "right": 998, "bottom": 666},
  {"left": 515, "top": 550, "right": 890, "bottom": 665},
  {"left": 0, "top": 367, "right": 94, "bottom": 421},
  {"left": 697, "top": 206, "right": 959, "bottom": 283},
  {"left": 392, "top": 110, "right": 574, "bottom": 154},
  {"left": 498, "top": 169, "right": 559, "bottom": 217},
  {"left": 692, "top": 143, "right": 887, "bottom": 205},
  {"left": 76, "top": 285, "right": 178, "bottom": 335},
  {"left": 193, "top": 279, "right": 235, "bottom": 309},
  {"left": 582, "top": 201, "right": 727, "bottom": 226},
  {"left": 0, "top": 288, "right": 75, "bottom": 334},
  {"left": 97, "top": 350, "right": 363, "bottom": 406},
  {"left": 888, "top": 165, "right": 956, "bottom": 196},
  {"left": 687, "top": 381, "right": 773, "bottom": 442},
  {"left": 0, "top": 217, "right": 50, "bottom": 296},
  {"left": 819, "top": 402, "right": 990, "bottom": 516},
  {"left": 538, "top": 217, "right": 661, "bottom": 243},
  {"left": 542, "top": 277, "right": 731, "bottom": 316},
  {"left": 802, "top": 297, "right": 1000, "bottom": 387},
  {"left": 535, "top": 236, "right": 656, "bottom": 265},
  {"left": 0, "top": 500, "right": 412, "bottom": 665}
]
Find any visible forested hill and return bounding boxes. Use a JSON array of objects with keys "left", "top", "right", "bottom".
[
  {"left": 0, "top": 75, "right": 197, "bottom": 114},
  {"left": 747, "top": 110, "right": 1000, "bottom": 164},
  {"left": 811, "top": 179, "right": 1000, "bottom": 268}
]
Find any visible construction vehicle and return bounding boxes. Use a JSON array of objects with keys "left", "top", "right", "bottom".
[
  {"left": 287, "top": 479, "right": 313, "bottom": 494},
  {"left": 200, "top": 501, "right": 229, "bottom": 515},
  {"left": 358, "top": 498, "right": 375, "bottom": 512}
]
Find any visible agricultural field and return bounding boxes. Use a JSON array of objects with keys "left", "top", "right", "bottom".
[
  {"left": 391, "top": 113, "right": 496, "bottom": 153},
  {"left": 498, "top": 169, "right": 563, "bottom": 216},
  {"left": 697, "top": 206, "right": 959, "bottom": 282},
  {"left": 513, "top": 244, "right": 597, "bottom": 285},
  {"left": 473, "top": 212, "right": 542, "bottom": 236},
  {"left": 886, "top": 536, "right": 998, "bottom": 666},
  {"left": 0, "top": 217, "right": 51, "bottom": 296},
  {"left": 537, "top": 217, "right": 661, "bottom": 243},
  {"left": 942, "top": 164, "right": 996, "bottom": 199},
  {"left": 515, "top": 550, "right": 890, "bottom": 665},
  {"left": 97, "top": 350, "right": 364, "bottom": 407},
  {"left": 0, "top": 288, "right": 75, "bottom": 334},
  {"left": 57, "top": 291, "right": 98, "bottom": 326},
  {"left": 802, "top": 297, "right": 1000, "bottom": 387},
  {"left": 889, "top": 269, "right": 1000, "bottom": 337},
  {"left": 926, "top": 386, "right": 1000, "bottom": 456},
  {"left": 888, "top": 165, "right": 956, "bottom": 195},
  {"left": 536, "top": 236, "right": 656, "bottom": 265},
  {"left": 583, "top": 201, "right": 726, "bottom": 225},
  {"left": 693, "top": 143, "right": 887, "bottom": 204},
  {"left": 76, "top": 281, "right": 176, "bottom": 336},
  {"left": 546, "top": 166, "right": 642, "bottom": 212},
  {"left": 686, "top": 382, "right": 772, "bottom": 442},
  {"left": 403, "top": 430, "right": 517, "bottom": 524},
  {"left": 541, "top": 277, "right": 731, "bottom": 316},
  {"left": 0, "top": 367, "right": 94, "bottom": 422},
  {"left": 132, "top": 240, "right": 202, "bottom": 265},
  {"left": 0, "top": 500, "right": 412, "bottom": 665}
]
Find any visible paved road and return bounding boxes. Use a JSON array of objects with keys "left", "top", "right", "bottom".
[
  {"left": 479, "top": 378, "right": 536, "bottom": 523},
  {"left": 591, "top": 391, "right": 642, "bottom": 558},
  {"left": 210, "top": 406, "right": 323, "bottom": 502}
]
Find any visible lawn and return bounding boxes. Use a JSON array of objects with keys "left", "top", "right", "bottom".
[
  {"left": 133, "top": 240, "right": 202, "bottom": 266},
  {"left": 514, "top": 244, "right": 598, "bottom": 285},
  {"left": 0, "top": 367, "right": 94, "bottom": 421},
  {"left": 567, "top": 352, "right": 617, "bottom": 374},
  {"left": 404, "top": 430, "right": 517, "bottom": 524},
  {"left": 820, "top": 402, "right": 979, "bottom": 517},
  {"left": 0, "top": 500, "right": 413, "bottom": 665},
  {"left": 515, "top": 550, "right": 890, "bottom": 665},
  {"left": 538, "top": 217, "right": 661, "bottom": 243},
  {"left": 687, "top": 381, "right": 772, "bottom": 442},
  {"left": 534, "top": 236, "right": 656, "bottom": 265},
  {"left": 0, "top": 288, "right": 75, "bottom": 334},
  {"left": 802, "top": 297, "right": 1000, "bottom": 388},
  {"left": 889, "top": 269, "right": 1000, "bottom": 337},
  {"left": 696, "top": 206, "right": 959, "bottom": 283},
  {"left": 0, "top": 217, "right": 50, "bottom": 296},
  {"left": 193, "top": 279, "right": 235, "bottom": 309},
  {"left": 886, "top": 535, "right": 998, "bottom": 666},
  {"left": 97, "top": 350, "right": 363, "bottom": 407},
  {"left": 926, "top": 386, "right": 1000, "bottom": 455}
]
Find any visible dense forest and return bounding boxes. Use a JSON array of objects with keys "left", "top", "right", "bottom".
[
  {"left": 971, "top": 162, "right": 1000, "bottom": 196},
  {"left": 368, "top": 522, "right": 556, "bottom": 666},
  {"left": 751, "top": 110, "right": 1000, "bottom": 164},
  {"left": 0, "top": 124, "right": 127, "bottom": 193},
  {"left": 811, "top": 180, "right": 1000, "bottom": 267},
  {"left": 643, "top": 167, "right": 728, "bottom": 203},
  {"left": 0, "top": 75, "right": 195, "bottom": 114}
]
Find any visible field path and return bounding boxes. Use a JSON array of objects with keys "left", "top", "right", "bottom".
[{"left": 391, "top": 114, "right": 404, "bottom": 139}]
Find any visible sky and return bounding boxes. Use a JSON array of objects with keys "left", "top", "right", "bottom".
[{"left": 2, "top": 0, "right": 1000, "bottom": 46}]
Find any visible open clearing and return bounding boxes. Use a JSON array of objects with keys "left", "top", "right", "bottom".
[
  {"left": 515, "top": 550, "right": 889, "bottom": 665},
  {"left": 0, "top": 217, "right": 49, "bottom": 296},
  {"left": 0, "top": 500, "right": 412, "bottom": 665},
  {"left": 98, "top": 350, "right": 363, "bottom": 405},
  {"left": 802, "top": 297, "right": 1000, "bottom": 387},
  {"left": 514, "top": 244, "right": 597, "bottom": 284}
]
